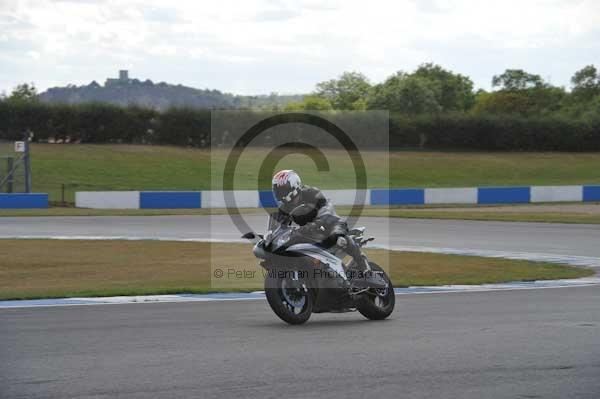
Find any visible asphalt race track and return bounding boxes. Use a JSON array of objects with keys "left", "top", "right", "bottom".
[
  {"left": 1, "top": 286, "right": 599, "bottom": 398},
  {"left": 2, "top": 215, "right": 600, "bottom": 261},
  {"left": 1, "top": 216, "right": 600, "bottom": 398}
]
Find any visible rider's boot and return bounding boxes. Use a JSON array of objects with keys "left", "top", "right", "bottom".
[{"left": 341, "top": 237, "right": 387, "bottom": 291}]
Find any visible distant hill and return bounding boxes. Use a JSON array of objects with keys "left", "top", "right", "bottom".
[{"left": 39, "top": 70, "right": 304, "bottom": 110}]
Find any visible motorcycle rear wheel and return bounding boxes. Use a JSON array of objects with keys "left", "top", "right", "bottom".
[
  {"left": 356, "top": 262, "right": 395, "bottom": 320},
  {"left": 265, "top": 273, "right": 313, "bottom": 325}
]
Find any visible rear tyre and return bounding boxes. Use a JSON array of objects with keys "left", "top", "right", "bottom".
[
  {"left": 265, "top": 273, "right": 313, "bottom": 325},
  {"left": 356, "top": 262, "right": 395, "bottom": 320}
]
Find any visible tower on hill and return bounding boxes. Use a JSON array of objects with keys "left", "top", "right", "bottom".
[{"left": 106, "top": 70, "right": 131, "bottom": 86}]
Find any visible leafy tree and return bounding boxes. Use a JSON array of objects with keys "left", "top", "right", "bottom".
[
  {"left": 350, "top": 97, "right": 368, "bottom": 111},
  {"left": 473, "top": 91, "right": 533, "bottom": 115},
  {"left": 473, "top": 85, "right": 565, "bottom": 116},
  {"left": 285, "top": 95, "right": 333, "bottom": 111},
  {"left": 412, "top": 63, "right": 475, "bottom": 111},
  {"left": 315, "top": 72, "right": 371, "bottom": 110},
  {"left": 367, "top": 72, "right": 441, "bottom": 114},
  {"left": 571, "top": 65, "right": 600, "bottom": 102},
  {"left": 492, "top": 69, "right": 544, "bottom": 91},
  {"left": 6, "top": 83, "right": 39, "bottom": 103},
  {"left": 475, "top": 70, "right": 565, "bottom": 116}
]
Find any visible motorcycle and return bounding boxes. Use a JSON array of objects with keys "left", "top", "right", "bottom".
[{"left": 242, "top": 205, "right": 395, "bottom": 324}]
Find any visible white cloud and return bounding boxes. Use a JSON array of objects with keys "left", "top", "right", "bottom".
[{"left": 0, "top": 0, "right": 599, "bottom": 94}]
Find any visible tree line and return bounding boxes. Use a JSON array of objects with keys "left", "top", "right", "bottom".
[
  {"left": 1, "top": 64, "right": 599, "bottom": 151},
  {"left": 286, "top": 63, "right": 600, "bottom": 120}
]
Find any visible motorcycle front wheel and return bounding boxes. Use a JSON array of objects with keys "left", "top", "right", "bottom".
[{"left": 265, "top": 272, "right": 313, "bottom": 325}]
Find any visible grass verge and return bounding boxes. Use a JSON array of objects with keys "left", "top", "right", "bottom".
[
  {"left": 20, "top": 144, "right": 600, "bottom": 202},
  {"left": 0, "top": 239, "right": 592, "bottom": 300}
]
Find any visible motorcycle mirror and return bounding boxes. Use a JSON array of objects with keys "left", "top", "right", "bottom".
[{"left": 241, "top": 232, "right": 255, "bottom": 239}]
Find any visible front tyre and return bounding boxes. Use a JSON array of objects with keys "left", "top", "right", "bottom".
[
  {"left": 356, "top": 262, "right": 395, "bottom": 320},
  {"left": 265, "top": 272, "right": 313, "bottom": 325}
]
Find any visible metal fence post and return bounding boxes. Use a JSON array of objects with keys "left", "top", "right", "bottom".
[
  {"left": 6, "top": 157, "right": 13, "bottom": 193},
  {"left": 24, "top": 137, "right": 32, "bottom": 193}
]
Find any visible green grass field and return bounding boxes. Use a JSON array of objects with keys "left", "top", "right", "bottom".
[
  {"left": 0, "top": 239, "right": 591, "bottom": 300},
  {"left": 22, "top": 143, "right": 600, "bottom": 203}
]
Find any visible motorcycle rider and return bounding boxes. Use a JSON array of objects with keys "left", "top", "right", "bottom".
[
  {"left": 272, "top": 169, "right": 342, "bottom": 235},
  {"left": 271, "top": 169, "right": 378, "bottom": 288}
]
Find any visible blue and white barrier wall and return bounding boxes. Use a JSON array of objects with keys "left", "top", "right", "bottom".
[
  {"left": 73, "top": 185, "right": 600, "bottom": 209},
  {"left": 75, "top": 191, "right": 140, "bottom": 209},
  {"left": 0, "top": 193, "right": 48, "bottom": 209},
  {"left": 203, "top": 191, "right": 259, "bottom": 208}
]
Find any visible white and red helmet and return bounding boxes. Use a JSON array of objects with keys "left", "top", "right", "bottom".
[{"left": 272, "top": 170, "right": 302, "bottom": 204}]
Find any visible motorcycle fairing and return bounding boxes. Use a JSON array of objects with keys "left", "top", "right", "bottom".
[{"left": 286, "top": 243, "right": 347, "bottom": 280}]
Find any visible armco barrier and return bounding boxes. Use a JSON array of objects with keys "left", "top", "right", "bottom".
[
  {"left": 140, "top": 192, "right": 201, "bottom": 209},
  {"left": 424, "top": 188, "right": 477, "bottom": 205},
  {"left": 531, "top": 186, "right": 582, "bottom": 203},
  {"left": 73, "top": 185, "right": 600, "bottom": 209},
  {"left": 322, "top": 189, "right": 369, "bottom": 206},
  {"left": 258, "top": 189, "right": 370, "bottom": 208},
  {"left": 202, "top": 190, "right": 259, "bottom": 208},
  {"left": 478, "top": 187, "right": 530, "bottom": 204},
  {"left": 259, "top": 191, "right": 277, "bottom": 208},
  {"left": 583, "top": 186, "right": 600, "bottom": 202},
  {"left": 75, "top": 191, "right": 140, "bottom": 209},
  {"left": 371, "top": 189, "right": 424, "bottom": 205},
  {"left": 0, "top": 193, "right": 48, "bottom": 209}
]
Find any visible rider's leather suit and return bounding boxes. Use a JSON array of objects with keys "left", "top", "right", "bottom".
[
  {"left": 275, "top": 186, "right": 368, "bottom": 281},
  {"left": 276, "top": 185, "right": 347, "bottom": 245}
]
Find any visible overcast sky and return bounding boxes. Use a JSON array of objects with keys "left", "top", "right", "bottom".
[{"left": 1, "top": 0, "right": 599, "bottom": 95}]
